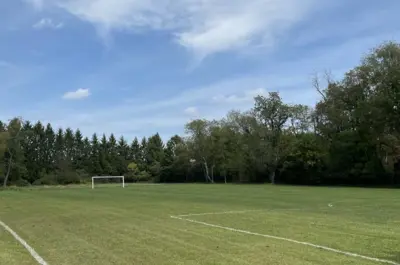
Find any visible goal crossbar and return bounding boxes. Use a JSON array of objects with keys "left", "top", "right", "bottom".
[{"left": 91, "top": 176, "right": 125, "bottom": 189}]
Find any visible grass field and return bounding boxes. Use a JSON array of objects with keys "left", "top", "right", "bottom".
[{"left": 0, "top": 184, "right": 399, "bottom": 265}]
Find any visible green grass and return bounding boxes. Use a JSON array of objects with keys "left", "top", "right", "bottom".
[{"left": 1, "top": 184, "right": 399, "bottom": 265}]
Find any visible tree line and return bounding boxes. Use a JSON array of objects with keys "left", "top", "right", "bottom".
[{"left": 1, "top": 42, "right": 400, "bottom": 187}]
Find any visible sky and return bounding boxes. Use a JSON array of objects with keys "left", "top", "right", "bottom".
[{"left": 1, "top": 0, "right": 400, "bottom": 141}]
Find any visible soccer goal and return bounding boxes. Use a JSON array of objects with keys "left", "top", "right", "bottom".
[{"left": 91, "top": 176, "right": 125, "bottom": 189}]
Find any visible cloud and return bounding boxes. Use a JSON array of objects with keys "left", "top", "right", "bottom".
[
  {"left": 24, "top": 0, "right": 44, "bottom": 10},
  {"left": 27, "top": 72, "right": 317, "bottom": 141},
  {"left": 26, "top": 0, "right": 319, "bottom": 58},
  {"left": 184, "top": 106, "right": 199, "bottom": 116},
  {"left": 212, "top": 88, "right": 268, "bottom": 103},
  {"left": 33, "top": 18, "right": 64, "bottom": 30},
  {"left": 62, "top": 88, "right": 90, "bottom": 100},
  {"left": 7, "top": 14, "right": 399, "bottom": 140}
]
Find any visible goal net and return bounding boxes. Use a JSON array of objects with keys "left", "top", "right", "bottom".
[{"left": 91, "top": 176, "right": 125, "bottom": 189}]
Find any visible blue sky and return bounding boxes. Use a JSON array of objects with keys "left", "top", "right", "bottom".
[{"left": 1, "top": 0, "right": 400, "bottom": 140}]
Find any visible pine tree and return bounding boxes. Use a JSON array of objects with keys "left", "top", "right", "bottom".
[
  {"left": 108, "top": 134, "right": 118, "bottom": 175},
  {"left": 139, "top": 137, "right": 148, "bottom": 171},
  {"left": 117, "top": 136, "right": 129, "bottom": 159},
  {"left": 82, "top": 136, "right": 91, "bottom": 174},
  {"left": 20, "top": 121, "right": 35, "bottom": 182},
  {"left": 54, "top": 128, "right": 65, "bottom": 164},
  {"left": 100, "top": 134, "right": 112, "bottom": 174},
  {"left": 64, "top": 128, "right": 75, "bottom": 163},
  {"left": 161, "top": 135, "right": 182, "bottom": 182},
  {"left": 30, "top": 121, "right": 46, "bottom": 180},
  {"left": 44, "top": 123, "right": 55, "bottom": 172},
  {"left": 74, "top": 129, "right": 84, "bottom": 170},
  {"left": 146, "top": 133, "right": 164, "bottom": 164},
  {"left": 130, "top": 137, "right": 140, "bottom": 163},
  {"left": 146, "top": 133, "right": 164, "bottom": 181},
  {"left": 90, "top": 133, "right": 102, "bottom": 175},
  {"left": 116, "top": 136, "right": 129, "bottom": 175}
]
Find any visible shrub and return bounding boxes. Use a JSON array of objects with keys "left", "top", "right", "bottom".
[
  {"left": 137, "top": 171, "right": 151, "bottom": 182},
  {"left": 14, "top": 179, "right": 31, "bottom": 187}
]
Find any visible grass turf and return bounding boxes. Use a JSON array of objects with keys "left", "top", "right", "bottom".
[{"left": 0, "top": 184, "right": 399, "bottom": 265}]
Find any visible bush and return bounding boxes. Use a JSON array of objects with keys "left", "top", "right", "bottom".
[
  {"left": 56, "top": 170, "right": 81, "bottom": 185},
  {"left": 33, "top": 174, "right": 57, "bottom": 185},
  {"left": 137, "top": 171, "right": 151, "bottom": 182},
  {"left": 14, "top": 179, "right": 31, "bottom": 187},
  {"left": 32, "top": 179, "right": 42, "bottom": 186}
]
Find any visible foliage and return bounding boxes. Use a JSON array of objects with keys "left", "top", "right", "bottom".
[{"left": 1, "top": 42, "right": 400, "bottom": 186}]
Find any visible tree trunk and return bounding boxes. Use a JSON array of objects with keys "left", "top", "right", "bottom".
[
  {"left": 270, "top": 149, "right": 279, "bottom": 185},
  {"left": 3, "top": 152, "right": 13, "bottom": 188},
  {"left": 202, "top": 157, "right": 213, "bottom": 183},
  {"left": 211, "top": 165, "right": 215, "bottom": 183},
  {"left": 270, "top": 170, "right": 275, "bottom": 184}
]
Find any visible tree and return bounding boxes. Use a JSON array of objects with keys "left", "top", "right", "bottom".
[
  {"left": 90, "top": 133, "right": 102, "bottom": 175},
  {"left": 1, "top": 41, "right": 400, "bottom": 188},
  {"left": 253, "top": 93, "right": 291, "bottom": 184},
  {"left": 161, "top": 135, "right": 183, "bottom": 182},
  {"left": 139, "top": 137, "right": 148, "bottom": 171},
  {"left": 44, "top": 123, "right": 56, "bottom": 173},
  {"left": 64, "top": 128, "right": 75, "bottom": 162},
  {"left": 130, "top": 137, "right": 141, "bottom": 163},
  {"left": 74, "top": 129, "right": 84, "bottom": 170},
  {"left": 0, "top": 122, "right": 10, "bottom": 183},
  {"left": 313, "top": 41, "right": 400, "bottom": 185},
  {"left": 185, "top": 119, "right": 214, "bottom": 183},
  {"left": 3, "top": 118, "right": 24, "bottom": 187},
  {"left": 126, "top": 162, "right": 139, "bottom": 182},
  {"left": 116, "top": 136, "right": 129, "bottom": 175},
  {"left": 100, "top": 134, "right": 112, "bottom": 174},
  {"left": 146, "top": 133, "right": 164, "bottom": 181}
]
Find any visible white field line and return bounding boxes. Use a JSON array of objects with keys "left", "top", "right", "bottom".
[
  {"left": 0, "top": 220, "right": 48, "bottom": 265},
  {"left": 174, "top": 208, "right": 305, "bottom": 218},
  {"left": 171, "top": 215, "right": 400, "bottom": 265},
  {"left": 176, "top": 209, "right": 264, "bottom": 217}
]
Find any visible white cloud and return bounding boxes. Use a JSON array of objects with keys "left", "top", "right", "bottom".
[
  {"left": 184, "top": 106, "right": 199, "bottom": 116},
  {"left": 24, "top": 0, "right": 44, "bottom": 10},
  {"left": 62, "top": 88, "right": 90, "bottom": 100},
  {"left": 33, "top": 18, "right": 64, "bottom": 30},
  {"left": 212, "top": 88, "right": 268, "bottom": 103},
  {"left": 26, "top": 73, "right": 317, "bottom": 140},
  {"left": 26, "top": 0, "right": 319, "bottom": 58}
]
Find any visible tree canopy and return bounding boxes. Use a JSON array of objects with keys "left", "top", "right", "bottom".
[{"left": 1, "top": 42, "right": 400, "bottom": 187}]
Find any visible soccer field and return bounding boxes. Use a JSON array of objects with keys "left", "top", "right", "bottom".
[{"left": 0, "top": 184, "right": 399, "bottom": 265}]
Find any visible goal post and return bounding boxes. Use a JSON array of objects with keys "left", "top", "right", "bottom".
[{"left": 91, "top": 176, "right": 125, "bottom": 189}]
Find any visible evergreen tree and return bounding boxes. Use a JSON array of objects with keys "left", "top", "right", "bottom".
[
  {"left": 44, "top": 123, "right": 56, "bottom": 172},
  {"left": 1, "top": 41, "right": 400, "bottom": 187},
  {"left": 64, "top": 128, "right": 75, "bottom": 163},
  {"left": 139, "top": 137, "right": 148, "bottom": 171},
  {"left": 130, "top": 137, "right": 140, "bottom": 163},
  {"left": 54, "top": 128, "right": 65, "bottom": 165},
  {"left": 74, "top": 129, "right": 84, "bottom": 170},
  {"left": 90, "top": 133, "right": 102, "bottom": 175},
  {"left": 146, "top": 133, "right": 164, "bottom": 181},
  {"left": 100, "top": 134, "right": 112, "bottom": 174}
]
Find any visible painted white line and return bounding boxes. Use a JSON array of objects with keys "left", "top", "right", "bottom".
[
  {"left": 171, "top": 215, "right": 400, "bottom": 265},
  {"left": 175, "top": 208, "right": 303, "bottom": 217},
  {"left": 0, "top": 220, "right": 48, "bottom": 265},
  {"left": 176, "top": 209, "right": 264, "bottom": 217}
]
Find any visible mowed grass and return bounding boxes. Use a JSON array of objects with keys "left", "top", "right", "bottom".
[{"left": 0, "top": 184, "right": 399, "bottom": 265}]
